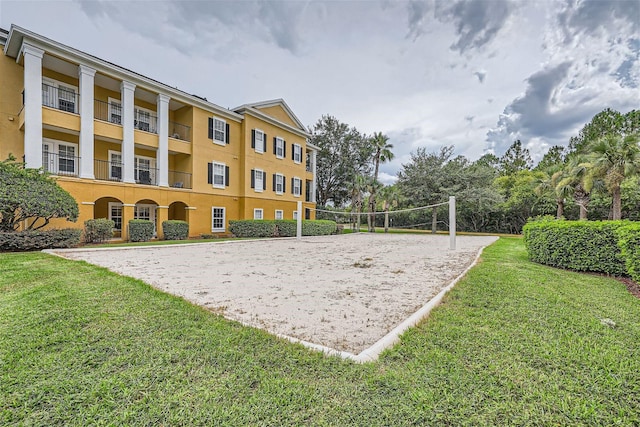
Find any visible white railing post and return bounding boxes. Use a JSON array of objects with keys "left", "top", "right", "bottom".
[
  {"left": 297, "top": 201, "right": 302, "bottom": 240},
  {"left": 449, "top": 196, "right": 456, "bottom": 250}
]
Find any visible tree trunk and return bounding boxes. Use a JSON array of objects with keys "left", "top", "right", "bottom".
[
  {"left": 612, "top": 185, "right": 622, "bottom": 220},
  {"left": 556, "top": 198, "right": 564, "bottom": 219},
  {"left": 368, "top": 196, "right": 376, "bottom": 232},
  {"left": 431, "top": 209, "right": 437, "bottom": 234},
  {"left": 384, "top": 201, "right": 389, "bottom": 233}
]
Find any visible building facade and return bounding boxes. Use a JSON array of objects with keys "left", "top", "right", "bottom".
[{"left": 0, "top": 25, "right": 317, "bottom": 239}]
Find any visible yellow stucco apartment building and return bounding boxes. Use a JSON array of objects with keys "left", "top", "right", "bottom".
[{"left": 0, "top": 25, "right": 317, "bottom": 239}]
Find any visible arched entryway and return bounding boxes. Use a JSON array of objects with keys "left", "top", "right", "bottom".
[
  {"left": 168, "top": 201, "right": 188, "bottom": 221},
  {"left": 134, "top": 199, "right": 159, "bottom": 236},
  {"left": 94, "top": 196, "right": 124, "bottom": 239}
]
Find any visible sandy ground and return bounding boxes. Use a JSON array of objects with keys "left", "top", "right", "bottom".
[{"left": 57, "top": 233, "right": 498, "bottom": 354}]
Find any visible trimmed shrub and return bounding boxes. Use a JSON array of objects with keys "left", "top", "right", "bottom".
[
  {"left": 0, "top": 229, "right": 82, "bottom": 252},
  {"left": 128, "top": 219, "right": 154, "bottom": 242},
  {"left": 616, "top": 223, "right": 640, "bottom": 283},
  {"left": 275, "top": 220, "right": 297, "bottom": 237},
  {"left": 229, "top": 220, "right": 278, "bottom": 238},
  {"left": 523, "top": 218, "right": 627, "bottom": 275},
  {"left": 162, "top": 220, "right": 189, "bottom": 240},
  {"left": 302, "top": 220, "right": 337, "bottom": 236},
  {"left": 84, "top": 218, "right": 114, "bottom": 243}
]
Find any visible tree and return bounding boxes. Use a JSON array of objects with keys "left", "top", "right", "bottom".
[
  {"left": 309, "top": 115, "right": 373, "bottom": 207},
  {"left": 499, "top": 140, "right": 533, "bottom": 175},
  {"left": 535, "top": 164, "right": 567, "bottom": 219},
  {"left": 367, "top": 132, "right": 394, "bottom": 232},
  {"left": 556, "top": 156, "right": 595, "bottom": 220},
  {"left": 569, "top": 108, "right": 640, "bottom": 153},
  {"left": 535, "top": 145, "right": 566, "bottom": 171},
  {"left": 586, "top": 134, "right": 640, "bottom": 220},
  {"left": 0, "top": 156, "right": 78, "bottom": 231}
]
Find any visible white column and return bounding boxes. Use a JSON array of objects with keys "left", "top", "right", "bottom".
[
  {"left": 156, "top": 93, "right": 170, "bottom": 187},
  {"left": 78, "top": 65, "right": 96, "bottom": 179},
  {"left": 121, "top": 81, "right": 136, "bottom": 183},
  {"left": 21, "top": 43, "right": 44, "bottom": 169},
  {"left": 311, "top": 149, "right": 318, "bottom": 203}
]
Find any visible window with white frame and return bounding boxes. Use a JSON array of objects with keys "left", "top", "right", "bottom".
[
  {"left": 42, "top": 139, "right": 78, "bottom": 176},
  {"left": 275, "top": 137, "right": 285, "bottom": 158},
  {"left": 254, "top": 208, "right": 264, "bottom": 220},
  {"left": 254, "top": 129, "right": 265, "bottom": 153},
  {"left": 275, "top": 173, "right": 284, "bottom": 194},
  {"left": 134, "top": 107, "right": 155, "bottom": 133},
  {"left": 253, "top": 169, "right": 264, "bottom": 192},
  {"left": 212, "top": 161, "right": 226, "bottom": 188},
  {"left": 292, "top": 177, "right": 302, "bottom": 197},
  {"left": 275, "top": 209, "right": 284, "bottom": 220},
  {"left": 134, "top": 155, "right": 156, "bottom": 185},
  {"left": 108, "top": 150, "right": 122, "bottom": 180},
  {"left": 108, "top": 202, "right": 123, "bottom": 232},
  {"left": 108, "top": 98, "right": 122, "bottom": 124},
  {"left": 209, "top": 117, "right": 226, "bottom": 145},
  {"left": 293, "top": 210, "right": 298, "bottom": 220},
  {"left": 212, "top": 207, "right": 226, "bottom": 232},
  {"left": 42, "top": 78, "right": 78, "bottom": 114},
  {"left": 293, "top": 144, "right": 302, "bottom": 163}
]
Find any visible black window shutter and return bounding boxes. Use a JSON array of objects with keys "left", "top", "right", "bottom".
[
  {"left": 225, "top": 166, "right": 230, "bottom": 186},
  {"left": 251, "top": 169, "right": 255, "bottom": 188},
  {"left": 273, "top": 137, "right": 277, "bottom": 154},
  {"left": 225, "top": 123, "right": 230, "bottom": 144},
  {"left": 283, "top": 176, "right": 286, "bottom": 193},
  {"left": 208, "top": 118, "right": 213, "bottom": 139},
  {"left": 263, "top": 134, "right": 267, "bottom": 152},
  {"left": 283, "top": 141, "right": 286, "bottom": 158},
  {"left": 272, "top": 173, "right": 276, "bottom": 191},
  {"left": 207, "top": 162, "right": 213, "bottom": 184},
  {"left": 251, "top": 130, "right": 256, "bottom": 148},
  {"left": 263, "top": 172, "right": 267, "bottom": 190},
  {"left": 292, "top": 145, "right": 295, "bottom": 160},
  {"left": 291, "top": 177, "right": 294, "bottom": 194}
]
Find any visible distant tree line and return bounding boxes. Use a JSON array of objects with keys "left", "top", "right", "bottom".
[{"left": 310, "top": 108, "right": 640, "bottom": 234}]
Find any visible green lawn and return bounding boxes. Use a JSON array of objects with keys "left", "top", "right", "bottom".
[{"left": 1, "top": 238, "right": 638, "bottom": 426}]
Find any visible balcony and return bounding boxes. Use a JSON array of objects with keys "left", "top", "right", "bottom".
[
  {"left": 42, "top": 83, "right": 78, "bottom": 114},
  {"left": 95, "top": 159, "right": 123, "bottom": 182},
  {"left": 135, "top": 167, "right": 158, "bottom": 186},
  {"left": 135, "top": 109, "right": 157, "bottom": 134},
  {"left": 94, "top": 99, "right": 122, "bottom": 124},
  {"left": 43, "top": 151, "right": 79, "bottom": 177},
  {"left": 168, "top": 170, "right": 192, "bottom": 189},
  {"left": 169, "top": 121, "right": 191, "bottom": 142}
]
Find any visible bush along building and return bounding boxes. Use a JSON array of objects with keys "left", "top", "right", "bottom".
[{"left": 0, "top": 25, "right": 318, "bottom": 239}]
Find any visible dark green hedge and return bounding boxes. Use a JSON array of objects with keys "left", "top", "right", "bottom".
[
  {"left": 162, "top": 220, "right": 189, "bottom": 240},
  {"left": 84, "top": 218, "right": 114, "bottom": 243},
  {"left": 616, "top": 223, "right": 640, "bottom": 283},
  {"left": 229, "top": 220, "right": 338, "bottom": 238},
  {"left": 523, "top": 219, "right": 628, "bottom": 275},
  {"left": 0, "top": 229, "right": 82, "bottom": 252},
  {"left": 129, "top": 219, "right": 154, "bottom": 242}
]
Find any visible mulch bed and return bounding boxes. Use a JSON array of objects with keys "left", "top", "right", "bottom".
[{"left": 616, "top": 276, "right": 640, "bottom": 299}]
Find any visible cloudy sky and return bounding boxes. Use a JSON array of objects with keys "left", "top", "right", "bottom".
[{"left": 1, "top": 0, "right": 638, "bottom": 183}]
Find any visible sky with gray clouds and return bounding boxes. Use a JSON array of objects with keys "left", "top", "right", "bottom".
[{"left": 1, "top": 0, "right": 638, "bottom": 184}]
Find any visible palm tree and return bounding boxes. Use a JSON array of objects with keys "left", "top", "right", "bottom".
[
  {"left": 535, "top": 164, "right": 567, "bottom": 219},
  {"left": 350, "top": 174, "right": 368, "bottom": 231},
  {"left": 587, "top": 134, "right": 640, "bottom": 220},
  {"left": 556, "top": 157, "right": 593, "bottom": 220},
  {"left": 368, "top": 132, "right": 394, "bottom": 232}
]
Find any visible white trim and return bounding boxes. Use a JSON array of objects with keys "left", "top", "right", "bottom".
[
  {"left": 134, "top": 104, "right": 156, "bottom": 133},
  {"left": 108, "top": 150, "right": 123, "bottom": 180},
  {"left": 81, "top": 202, "right": 95, "bottom": 205},
  {"left": 275, "top": 173, "right": 284, "bottom": 195},
  {"left": 42, "top": 77, "right": 78, "bottom": 114},
  {"left": 211, "top": 161, "right": 226, "bottom": 189},
  {"left": 42, "top": 138, "right": 79, "bottom": 176},
  {"left": 292, "top": 176, "right": 302, "bottom": 197},
  {"left": 211, "top": 206, "right": 226, "bottom": 232},
  {"left": 253, "top": 208, "right": 264, "bottom": 220},
  {"left": 275, "top": 209, "right": 284, "bottom": 220},
  {"left": 275, "top": 136, "right": 285, "bottom": 159},
  {"left": 293, "top": 143, "right": 302, "bottom": 164},
  {"left": 108, "top": 202, "right": 123, "bottom": 232},
  {"left": 212, "top": 117, "right": 226, "bottom": 146},
  {"left": 107, "top": 97, "right": 122, "bottom": 125},
  {"left": 233, "top": 99, "right": 307, "bottom": 134},
  {"left": 293, "top": 210, "right": 298, "bottom": 220},
  {"left": 254, "top": 168, "right": 264, "bottom": 193},
  {"left": 237, "top": 107, "right": 310, "bottom": 138}
]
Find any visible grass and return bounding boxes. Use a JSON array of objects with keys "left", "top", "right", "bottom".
[{"left": 1, "top": 238, "right": 638, "bottom": 425}]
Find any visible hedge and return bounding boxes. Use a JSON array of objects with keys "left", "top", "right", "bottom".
[
  {"left": 128, "top": 219, "right": 154, "bottom": 242},
  {"left": 162, "top": 220, "right": 189, "bottom": 240},
  {"left": 0, "top": 229, "right": 82, "bottom": 252},
  {"left": 523, "top": 218, "right": 628, "bottom": 276},
  {"left": 616, "top": 223, "right": 640, "bottom": 283},
  {"left": 229, "top": 220, "right": 338, "bottom": 238},
  {"left": 84, "top": 218, "right": 114, "bottom": 243}
]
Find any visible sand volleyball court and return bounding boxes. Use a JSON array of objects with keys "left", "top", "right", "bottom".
[{"left": 54, "top": 233, "right": 497, "bottom": 356}]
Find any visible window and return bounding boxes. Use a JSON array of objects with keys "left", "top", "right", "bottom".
[
  {"left": 292, "top": 177, "right": 302, "bottom": 197},
  {"left": 42, "top": 139, "right": 78, "bottom": 176},
  {"left": 275, "top": 210, "right": 283, "bottom": 220},
  {"left": 273, "top": 173, "right": 285, "bottom": 194},
  {"left": 135, "top": 155, "right": 156, "bottom": 185},
  {"left": 293, "top": 144, "right": 302, "bottom": 163},
  {"left": 134, "top": 107, "right": 155, "bottom": 133},
  {"left": 252, "top": 129, "right": 266, "bottom": 153},
  {"left": 251, "top": 169, "right": 266, "bottom": 192},
  {"left": 293, "top": 210, "right": 298, "bottom": 220},
  {"left": 208, "top": 117, "right": 227, "bottom": 145},
  {"left": 135, "top": 203, "right": 157, "bottom": 236},
  {"left": 108, "top": 202, "right": 123, "bottom": 232},
  {"left": 254, "top": 208, "right": 264, "bottom": 220},
  {"left": 212, "top": 207, "right": 226, "bottom": 232},
  {"left": 108, "top": 150, "right": 122, "bottom": 180},
  {"left": 208, "top": 162, "right": 230, "bottom": 187},
  {"left": 274, "top": 137, "right": 285, "bottom": 158},
  {"left": 108, "top": 98, "right": 122, "bottom": 124},
  {"left": 42, "top": 78, "right": 78, "bottom": 113}
]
